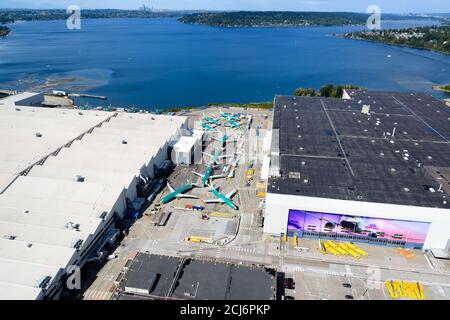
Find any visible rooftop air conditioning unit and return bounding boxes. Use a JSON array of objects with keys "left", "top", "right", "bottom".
[
  {"left": 361, "top": 105, "right": 371, "bottom": 114},
  {"left": 74, "top": 175, "right": 85, "bottom": 182}
]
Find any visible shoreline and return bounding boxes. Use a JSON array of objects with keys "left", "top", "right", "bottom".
[
  {"left": 165, "top": 101, "right": 273, "bottom": 113},
  {"left": 0, "top": 26, "right": 11, "bottom": 39},
  {"left": 432, "top": 85, "right": 450, "bottom": 94},
  {"left": 338, "top": 35, "right": 450, "bottom": 56}
]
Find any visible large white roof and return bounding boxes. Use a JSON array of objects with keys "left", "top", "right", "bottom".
[{"left": 0, "top": 94, "right": 186, "bottom": 299}]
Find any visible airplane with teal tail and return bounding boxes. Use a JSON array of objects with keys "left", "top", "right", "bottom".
[
  {"left": 203, "top": 183, "right": 238, "bottom": 210},
  {"left": 200, "top": 122, "right": 217, "bottom": 132},
  {"left": 203, "top": 147, "right": 233, "bottom": 166},
  {"left": 219, "top": 109, "right": 240, "bottom": 122},
  {"left": 227, "top": 120, "right": 241, "bottom": 130},
  {"left": 160, "top": 182, "right": 198, "bottom": 204},
  {"left": 202, "top": 114, "right": 221, "bottom": 126},
  {"left": 193, "top": 165, "right": 225, "bottom": 187},
  {"left": 213, "top": 133, "right": 234, "bottom": 148}
]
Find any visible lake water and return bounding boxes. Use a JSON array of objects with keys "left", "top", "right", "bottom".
[{"left": 0, "top": 18, "right": 449, "bottom": 109}]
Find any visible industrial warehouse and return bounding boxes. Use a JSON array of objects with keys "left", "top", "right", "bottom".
[
  {"left": 264, "top": 91, "right": 450, "bottom": 252},
  {"left": 0, "top": 93, "right": 187, "bottom": 299}
]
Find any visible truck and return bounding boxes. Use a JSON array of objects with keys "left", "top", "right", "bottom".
[{"left": 246, "top": 168, "right": 255, "bottom": 181}]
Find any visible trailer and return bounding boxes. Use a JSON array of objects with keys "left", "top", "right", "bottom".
[{"left": 157, "top": 211, "right": 172, "bottom": 227}]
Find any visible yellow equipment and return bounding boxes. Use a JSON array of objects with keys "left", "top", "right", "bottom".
[
  {"left": 185, "top": 236, "right": 213, "bottom": 244},
  {"left": 394, "top": 281, "right": 407, "bottom": 297},
  {"left": 417, "top": 283, "right": 426, "bottom": 300},
  {"left": 386, "top": 281, "right": 398, "bottom": 299},
  {"left": 346, "top": 242, "right": 368, "bottom": 256},
  {"left": 257, "top": 192, "right": 267, "bottom": 198}
]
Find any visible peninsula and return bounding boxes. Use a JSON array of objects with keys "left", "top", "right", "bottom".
[
  {"left": 342, "top": 25, "right": 450, "bottom": 54},
  {"left": 178, "top": 11, "right": 370, "bottom": 27}
]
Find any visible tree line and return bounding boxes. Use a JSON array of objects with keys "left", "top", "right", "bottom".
[{"left": 294, "top": 84, "right": 363, "bottom": 98}]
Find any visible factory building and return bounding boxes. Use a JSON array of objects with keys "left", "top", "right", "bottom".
[
  {"left": 264, "top": 91, "right": 450, "bottom": 253},
  {"left": 0, "top": 93, "right": 187, "bottom": 299}
]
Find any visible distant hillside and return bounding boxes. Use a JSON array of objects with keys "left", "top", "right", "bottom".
[
  {"left": 0, "top": 9, "right": 195, "bottom": 24},
  {"left": 178, "top": 11, "right": 371, "bottom": 27},
  {"left": 178, "top": 11, "right": 447, "bottom": 28},
  {"left": 343, "top": 25, "right": 450, "bottom": 54}
]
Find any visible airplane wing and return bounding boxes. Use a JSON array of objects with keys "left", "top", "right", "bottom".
[
  {"left": 226, "top": 189, "right": 237, "bottom": 199},
  {"left": 176, "top": 194, "right": 198, "bottom": 199},
  {"left": 167, "top": 183, "right": 175, "bottom": 193},
  {"left": 210, "top": 175, "right": 225, "bottom": 179},
  {"left": 192, "top": 171, "right": 204, "bottom": 178},
  {"left": 203, "top": 199, "right": 222, "bottom": 204}
]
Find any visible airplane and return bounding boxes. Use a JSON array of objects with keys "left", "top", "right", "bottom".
[
  {"left": 213, "top": 133, "right": 234, "bottom": 148},
  {"left": 219, "top": 109, "right": 240, "bottom": 122},
  {"left": 203, "top": 147, "right": 233, "bottom": 165},
  {"left": 192, "top": 165, "right": 225, "bottom": 187},
  {"left": 200, "top": 122, "right": 217, "bottom": 132},
  {"left": 227, "top": 120, "right": 241, "bottom": 130},
  {"left": 203, "top": 183, "right": 238, "bottom": 210},
  {"left": 160, "top": 182, "right": 198, "bottom": 204},
  {"left": 202, "top": 114, "right": 221, "bottom": 126}
]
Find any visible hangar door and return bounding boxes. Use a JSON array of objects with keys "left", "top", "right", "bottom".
[{"left": 287, "top": 209, "right": 430, "bottom": 250}]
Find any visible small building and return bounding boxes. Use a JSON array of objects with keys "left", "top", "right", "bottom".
[{"left": 171, "top": 130, "right": 204, "bottom": 165}]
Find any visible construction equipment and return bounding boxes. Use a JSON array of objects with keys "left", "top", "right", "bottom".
[
  {"left": 385, "top": 280, "right": 399, "bottom": 299},
  {"left": 346, "top": 242, "right": 368, "bottom": 256},
  {"left": 185, "top": 236, "right": 214, "bottom": 244},
  {"left": 386, "top": 280, "right": 426, "bottom": 300}
]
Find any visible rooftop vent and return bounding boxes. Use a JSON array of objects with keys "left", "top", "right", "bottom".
[
  {"left": 361, "top": 105, "right": 371, "bottom": 114},
  {"left": 14, "top": 107, "right": 21, "bottom": 111},
  {"left": 288, "top": 172, "right": 301, "bottom": 179},
  {"left": 38, "top": 276, "right": 52, "bottom": 289},
  {"left": 23, "top": 209, "right": 30, "bottom": 214},
  {"left": 35, "top": 132, "right": 42, "bottom": 138},
  {"left": 122, "top": 139, "right": 128, "bottom": 145},
  {"left": 74, "top": 175, "right": 85, "bottom": 182},
  {"left": 73, "top": 239, "right": 83, "bottom": 250},
  {"left": 66, "top": 222, "right": 80, "bottom": 231},
  {"left": 4, "top": 235, "right": 17, "bottom": 240},
  {"left": 26, "top": 243, "right": 33, "bottom": 248}
]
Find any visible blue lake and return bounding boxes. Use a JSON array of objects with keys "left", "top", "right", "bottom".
[{"left": 0, "top": 18, "right": 449, "bottom": 109}]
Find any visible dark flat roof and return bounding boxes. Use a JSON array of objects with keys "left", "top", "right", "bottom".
[
  {"left": 172, "top": 260, "right": 275, "bottom": 300},
  {"left": 120, "top": 253, "right": 180, "bottom": 297},
  {"left": 268, "top": 91, "right": 450, "bottom": 209},
  {"left": 118, "top": 253, "right": 276, "bottom": 300}
]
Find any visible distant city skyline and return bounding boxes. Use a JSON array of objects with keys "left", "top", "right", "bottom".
[{"left": 1, "top": 0, "right": 449, "bottom": 13}]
